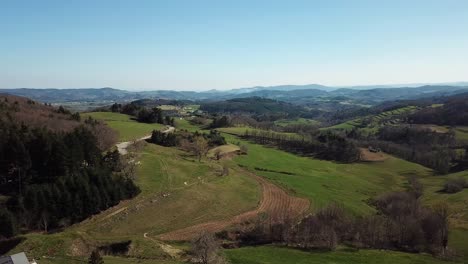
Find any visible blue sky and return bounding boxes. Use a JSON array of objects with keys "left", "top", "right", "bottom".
[{"left": 1, "top": 0, "right": 468, "bottom": 90}]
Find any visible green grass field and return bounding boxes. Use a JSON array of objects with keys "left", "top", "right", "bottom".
[
  {"left": 82, "top": 112, "right": 164, "bottom": 141},
  {"left": 454, "top": 126, "right": 468, "bottom": 143},
  {"left": 225, "top": 246, "right": 457, "bottom": 264},
  {"left": 79, "top": 142, "right": 260, "bottom": 238},
  {"left": 222, "top": 133, "right": 429, "bottom": 215},
  {"left": 174, "top": 118, "right": 202, "bottom": 132}
]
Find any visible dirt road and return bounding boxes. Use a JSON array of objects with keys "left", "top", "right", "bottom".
[{"left": 157, "top": 171, "right": 310, "bottom": 241}]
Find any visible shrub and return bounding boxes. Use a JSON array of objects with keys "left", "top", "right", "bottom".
[{"left": 443, "top": 178, "right": 466, "bottom": 193}]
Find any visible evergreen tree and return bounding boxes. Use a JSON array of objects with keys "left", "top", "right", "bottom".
[{"left": 0, "top": 208, "right": 17, "bottom": 238}]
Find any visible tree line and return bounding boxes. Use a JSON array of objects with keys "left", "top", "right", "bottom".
[
  {"left": 230, "top": 179, "right": 450, "bottom": 258},
  {"left": 149, "top": 129, "right": 227, "bottom": 162},
  {"left": 109, "top": 102, "right": 175, "bottom": 125},
  {"left": 243, "top": 129, "right": 360, "bottom": 163}
]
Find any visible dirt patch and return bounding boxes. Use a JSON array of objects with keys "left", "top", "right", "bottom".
[
  {"left": 157, "top": 171, "right": 310, "bottom": 241},
  {"left": 360, "top": 148, "right": 388, "bottom": 162}
]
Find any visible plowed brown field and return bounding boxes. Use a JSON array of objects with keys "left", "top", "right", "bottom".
[{"left": 157, "top": 171, "right": 310, "bottom": 241}]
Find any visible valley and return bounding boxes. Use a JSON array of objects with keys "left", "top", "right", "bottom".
[{"left": 1, "top": 90, "right": 468, "bottom": 264}]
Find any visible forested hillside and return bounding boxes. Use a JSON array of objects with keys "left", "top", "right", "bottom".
[
  {"left": 200, "top": 97, "right": 320, "bottom": 120},
  {"left": 0, "top": 95, "right": 139, "bottom": 239},
  {"left": 409, "top": 94, "right": 468, "bottom": 126}
]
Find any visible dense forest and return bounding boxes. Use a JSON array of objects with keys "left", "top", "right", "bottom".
[
  {"left": 200, "top": 97, "right": 320, "bottom": 121},
  {"left": 0, "top": 96, "right": 139, "bottom": 239},
  {"left": 347, "top": 126, "right": 462, "bottom": 174},
  {"left": 408, "top": 95, "right": 468, "bottom": 126}
]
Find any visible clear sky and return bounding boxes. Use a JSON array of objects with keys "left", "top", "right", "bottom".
[{"left": 1, "top": 0, "right": 468, "bottom": 90}]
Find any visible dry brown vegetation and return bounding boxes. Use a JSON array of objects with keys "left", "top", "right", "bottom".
[
  {"left": 0, "top": 94, "right": 117, "bottom": 150},
  {"left": 359, "top": 148, "right": 388, "bottom": 162}
]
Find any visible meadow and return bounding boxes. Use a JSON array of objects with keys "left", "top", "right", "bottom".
[
  {"left": 225, "top": 246, "right": 457, "bottom": 264},
  {"left": 82, "top": 112, "right": 164, "bottom": 141},
  {"left": 222, "top": 133, "right": 430, "bottom": 215}
]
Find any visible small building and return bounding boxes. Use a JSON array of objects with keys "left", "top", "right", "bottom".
[{"left": 0, "top": 252, "right": 33, "bottom": 264}]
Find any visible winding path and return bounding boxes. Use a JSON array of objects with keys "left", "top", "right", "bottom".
[{"left": 157, "top": 170, "right": 310, "bottom": 241}]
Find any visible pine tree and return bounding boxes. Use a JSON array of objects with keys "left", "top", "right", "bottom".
[{"left": 0, "top": 208, "right": 17, "bottom": 238}]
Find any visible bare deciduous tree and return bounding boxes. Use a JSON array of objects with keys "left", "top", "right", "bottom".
[
  {"left": 193, "top": 136, "right": 209, "bottom": 162},
  {"left": 191, "top": 232, "right": 227, "bottom": 264}
]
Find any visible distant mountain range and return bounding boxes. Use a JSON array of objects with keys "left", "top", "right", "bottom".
[{"left": 1, "top": 83, "right": 468, "bottom": 105}]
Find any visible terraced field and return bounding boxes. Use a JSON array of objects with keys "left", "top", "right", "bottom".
[{"left": 324, "top": 105, "right": 420, "bottom": 133}]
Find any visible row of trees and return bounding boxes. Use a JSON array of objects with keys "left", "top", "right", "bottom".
[
  {"left": 0, "top": 121, "right": 140, "bottom": 238},
  {"left": 149, "top": 129, "right": 227, "bottom": 162},
  {"left": 235, "top": 191, "right": 449, "bottom": 257},
  {"left": 243, "top": 130, "right": 360, "bottom": 163}
]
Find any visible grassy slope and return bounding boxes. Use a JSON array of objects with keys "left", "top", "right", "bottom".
[
  {"left": 82, "top": 112, "right": 164, "bottom": 141},
  {"left": 174, "top": 118, "right": 201, "bottom": 132},
  {"left": 222, "top": 133, "right": 430, "bottom": 215},
  {"left": 80, "top": 143, "right": 260, "bottom": 238},
  {"left": 225, "top": 246, "right": 456, "bottom": 264},
  {"left": 420, "top": 170, "right": 468, "bottom": 260},
  {"left": 8, "top": 115, "right": 259, "bottom": 263}
]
